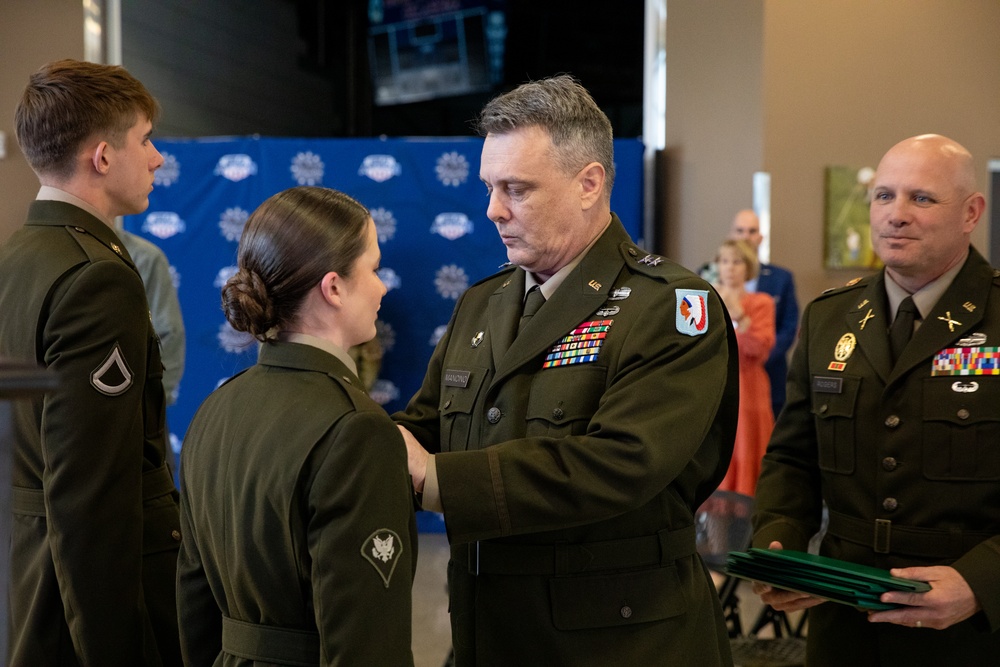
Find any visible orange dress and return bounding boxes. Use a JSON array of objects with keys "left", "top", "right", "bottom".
[{"left": 718, "top": 291, "right": 776, "bottom": 496}]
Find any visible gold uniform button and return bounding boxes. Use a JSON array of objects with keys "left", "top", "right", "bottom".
[
  {"left": 552, "top": 408, "right": 564, "bottom": 421},
  {"left": 882, "top": 457, "right": 898, "bottom": 472},
  {"left": 957, "top": 409, "right": 970, "bottom": 420},
  {"left": 620, "top": 606, "right": 633, "bottom": 619},
  {"left": 171, "top": 530, "right": 182, "bottom": 541},
  {"left": 885, "top": 415, "right": 900, "bottom": 428},
  {"left": 882, "top": 497, "right": 898, "bottom": 512}
]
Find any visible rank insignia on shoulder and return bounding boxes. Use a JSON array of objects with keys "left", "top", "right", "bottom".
[
  {"left": 638, "top": 254, "right": 663, "bottom": 267},
  {"left": 676, "top": 289, "right": 709, "bottom": 336},
  {"left": 362, "top": 529, "right": 403, "bottom": 588},
  {"left": 844, "top": 277, "right": 862, "bottom": 287},
  {"left": 91, "top": 344, "right": 133, "bottom": 396}
]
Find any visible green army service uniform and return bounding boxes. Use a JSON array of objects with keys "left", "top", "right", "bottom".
[
  {"left": 177, "top": 342, "right": 417, "bottom": 666},
  {"left": 395, "top": 216, "right": 739, "bottom": 666},
  {"left": 0, "top": 201, "right": 181, "bottom": 666},
  {"left": 753, "top": 247, "right": 1000, "bottom": 665}
]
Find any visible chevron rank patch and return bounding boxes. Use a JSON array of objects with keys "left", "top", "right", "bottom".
[
  {"left": 362, "top": 529, "right": 403, "bottom": 588},
  {"left": 676, "top": 289, "right": 709, "bottom": 336},
  {"left": 90, "top": 343, "right": 133, "bottom": 396},
  {"left": 542, "top": 320, "right": 613, "bottom": 369}
]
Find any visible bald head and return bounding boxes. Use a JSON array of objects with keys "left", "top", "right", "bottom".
[
  {"left": 729, "top": 209, "right": 763, "bottom": 252},
  {"left": 869, "top": 134, "right": 985, "bottom": 292}
]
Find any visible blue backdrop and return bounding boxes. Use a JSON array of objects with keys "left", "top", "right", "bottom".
[{"left": 124, "top": 136, "right": 644, "bottom": 527}]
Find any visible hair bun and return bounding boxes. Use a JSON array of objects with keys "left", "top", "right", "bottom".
[{"left": 221, "top": 268, "right": 277, "bottom": 341}]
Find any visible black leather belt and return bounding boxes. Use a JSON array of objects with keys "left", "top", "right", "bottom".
[
  {"left": 465, "top": 525, "right": 696, "bottom": 576},
  {"left": 11, "top": 465, "right": 177, "bottom": 516},
  {"left": 827, "top": 509, "right": 994, "bottom": 559},
  {"left": 222, "top": 616, "right": 318, "bottom": 667}
]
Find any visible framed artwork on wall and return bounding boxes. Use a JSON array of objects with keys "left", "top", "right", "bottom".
[{"left": 823, "top": 165, "right": 882, "bottom": 269}]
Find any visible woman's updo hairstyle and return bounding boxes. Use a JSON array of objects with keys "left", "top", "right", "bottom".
[{"left": 222, "top": 186, "right": 371, "bottom": 342}]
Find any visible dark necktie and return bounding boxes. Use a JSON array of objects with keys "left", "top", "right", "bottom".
[
  {"left": 518, "top": 286, "right": 545, "bottom": 335},
  {"left": 889, "top": 296, "right": 918, "bottom": 363}
]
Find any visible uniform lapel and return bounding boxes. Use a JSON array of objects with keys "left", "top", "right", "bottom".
[
  {"left": 845, "top": 276, "right": 893, "bottom": 383},
  {"left": 487, "top": 269, "right": 524, "bottom": 369},
  {"left": 492, "top": 220, "right": 629, "bottom": 388},
  {"left": 889, "top": 250, "right": 991, "bottom": 385}
]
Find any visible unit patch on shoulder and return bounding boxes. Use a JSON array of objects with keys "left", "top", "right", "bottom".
[
  {"left": 362, "top": 529, "right": 403, "bottom": 588},
  {"left": 91, "top": 344, "right": 133, "bottom": 396},
  {"left": 676, "top": 289, "right": 709, "bottom": 336}
]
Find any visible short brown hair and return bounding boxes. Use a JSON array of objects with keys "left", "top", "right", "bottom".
[
  {"left": 717, "top": 239, "right": 760, "bottom": 281},
  {"left": 15, "top": 59, "right": 159, "bottom": 179},
  {"left": 222, "top": 187, "right": 371, "bottom": 342}
]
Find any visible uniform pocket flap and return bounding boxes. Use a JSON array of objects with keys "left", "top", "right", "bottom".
[
  {"left": 810, "top": 374, "right": 861, "bottom": 419},
  {"left": 550, "top": 566, "right": 685, "bottom": 630},
  {"left": 922, "top": 377, "right": 1000, "bottom": 425},
  {"left": 526, "top": 365, "right": 606, "bottom": 423},
  {"left": 440, "top": 367, "right": 489, "bottom": 416}
]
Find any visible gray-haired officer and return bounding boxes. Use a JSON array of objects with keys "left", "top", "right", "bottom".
[
  {"left": 395, "top": 75, "right": 739, "bottom": 666},
  {"left": 753, "top": 134, "right": 1000, "bottom": 666}
]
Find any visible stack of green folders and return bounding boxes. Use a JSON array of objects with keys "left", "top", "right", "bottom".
[{"left": 725, "top": 548, "right": 931, "bottom": 611}]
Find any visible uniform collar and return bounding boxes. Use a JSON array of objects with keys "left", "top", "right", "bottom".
[
  {"left": 277, "top": 332, "right": 359, "bottom": 377},
  {"left": 37, "top": 185, "right": 113, "bottom": 227}
]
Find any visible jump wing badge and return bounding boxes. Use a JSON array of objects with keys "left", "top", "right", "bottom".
[
  {"left": 676, "top": 289, "right": 709, "bottom": 336},
  {"left": 91, "top": 343, "right": 133, "bottom": 396},
  {"left": 362, "top": 529, "right": 403, "bottom": 588}
]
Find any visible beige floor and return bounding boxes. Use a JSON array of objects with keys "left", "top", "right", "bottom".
[{"left": 410, "top": 532, "right": 804, "bottom": 667}]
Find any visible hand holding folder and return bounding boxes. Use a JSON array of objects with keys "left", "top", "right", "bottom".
[{"left": 726, "top": 548, "right": 931, "bottom": 611}]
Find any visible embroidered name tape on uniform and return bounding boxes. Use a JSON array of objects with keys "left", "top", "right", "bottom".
[
  {"left": 362, "top": 529, "right": 403, "bottom": 588},
  {"left": 444, "top": 369, "right": 471, "bottom": 387},
  {"left": 543, "top": 320, "right": 613, "bottom": 368},
  {"left": 675, "top": 289, "right": 709, "bottom": 336},
  {"left": 931, "top": 346, "right": 1000, "bottom": 376},
  {"left": 91, "top": 344, "right": 133, "bottom": 396}
]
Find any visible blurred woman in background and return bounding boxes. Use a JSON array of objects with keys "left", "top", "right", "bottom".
[{"left": 714, "top": 239, "right": 776, "bottom": 496}]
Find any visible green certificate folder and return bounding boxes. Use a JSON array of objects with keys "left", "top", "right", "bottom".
[{"left": 725, "top": 548, "right": 931, "bottom": 611}]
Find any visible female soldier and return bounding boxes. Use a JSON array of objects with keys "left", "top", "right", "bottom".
[{"left": 177, "top": 186, "right": 416, "bottom": 666}]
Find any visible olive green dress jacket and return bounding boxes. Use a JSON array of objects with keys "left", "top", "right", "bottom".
[
  {"left": 0, "top": 201, "right": 181, "bottom": 666},
  {"left": 754, "top": 247, "right": 1000, "bottom": 665},
  {"left": 178, "top": 342, "right": 417, "bottom": 666},
  {"left": 395, "top": 216, "right": 739, "bottom": 666}
]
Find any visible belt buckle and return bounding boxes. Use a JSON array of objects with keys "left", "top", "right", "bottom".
[
  {"left": 469, "top": 541, "right": 480, "bottom": 575},
  {"left": 874, "top": 519, "right": 891, "bottom": 554}
]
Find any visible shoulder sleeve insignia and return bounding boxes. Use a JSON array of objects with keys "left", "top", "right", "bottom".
[
  {"left": 90, "top": 343, "right": 134, "bottom": 396},
  {"left": 361, "top": 529, "right": 403, "bottom": 588},
  {"left": 675, "top": 288, "right": 709, "bottom": 336}
]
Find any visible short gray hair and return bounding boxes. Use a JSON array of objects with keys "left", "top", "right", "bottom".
[{"left": 477, "top": 74, "right": 615, "bottom": 198}]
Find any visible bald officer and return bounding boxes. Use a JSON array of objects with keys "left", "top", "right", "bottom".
[{"left": 752, "top": 134, "right": 1000, "bottom": 666}]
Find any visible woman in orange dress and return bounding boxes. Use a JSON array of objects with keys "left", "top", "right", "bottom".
[{"left": 714, "top": 239, "right": 776, "bottom": 496}]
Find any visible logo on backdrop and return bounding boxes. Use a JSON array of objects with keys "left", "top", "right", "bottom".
[
  {"left": 154, "top": 153, "right": 180, "bottom": 187},
  {"left": 217, "top": 322, "right": 256, "bottom": 353},
  {"left": 431, "top": 213, "right": 473, "bottom": 240},
  {"left": 377, "top": 267, "right": 401, "bottom": 292},
  {"left": 359, "top": 154, "right": 401, "bottom": 183},
  {"left": 290, "top": 151, "right": 325, "bottom": 186},
  {"left": 168, "top": 265, "right": 181, "bottom": 290},
  {"left": 215, "top": 154, "right": 258, "bottom": 182},
  {"left": 369, "top": 379, "right": 401, "bottom": 406},
  {"left": 371, "top": 207, "right": 397, "bottom": 243},
  {"left": 214, "top": 266, "right": 238, "bottom": 289},
  {"left": 376, "top": 321, "right": 396, "bottom": 352},
  {"left": 430, "top": 325, "right": 448, "bottom": 346},
  {"left": 435, "top": 151, "right": 470, "bottom": 187},
  {"left": 219, "top": 207, "right": 250, "bottom": 242},
  {"left": 142, "top": 212, "right": 185, "bottom": 239},
  {"left": 435, "top": 265, "right": 469, "bottom": 300}
]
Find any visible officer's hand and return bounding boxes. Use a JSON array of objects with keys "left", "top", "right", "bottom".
[
  {"left": 868, "top": 566, "right": 981, "bottom": 630},
  {"left": 750, "top": 541, "right": 827, "bottom": 612},
  {"left": 397, "top": 425, "right": 428, "bottom": 492}
]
